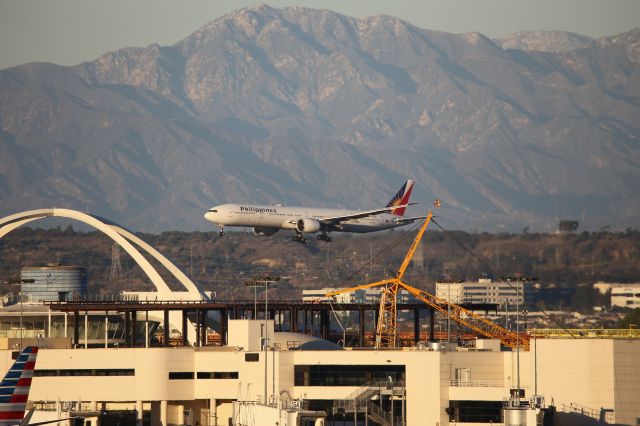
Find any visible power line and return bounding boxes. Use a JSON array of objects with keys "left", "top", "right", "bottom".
[{"left": 430, "top": 218, "right": 577, "bottom": 339}]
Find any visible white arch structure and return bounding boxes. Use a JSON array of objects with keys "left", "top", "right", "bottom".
[{"left": 0, "top": 208, "right": 207, "bottom": 301}]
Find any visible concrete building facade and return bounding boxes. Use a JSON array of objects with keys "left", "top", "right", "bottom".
[
  {"left": 436, "top": 279, "right": 526, "bottom": 310},
  {"left": 1, "top": 321, "right": 638, "bottom": 426}
]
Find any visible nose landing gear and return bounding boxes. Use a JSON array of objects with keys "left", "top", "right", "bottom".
[
  {"left": 292, "top": 233, "right": 308, "bottom": 244},
  {"left": 218, "top": 226, "right": 225, "bottom": 236}
]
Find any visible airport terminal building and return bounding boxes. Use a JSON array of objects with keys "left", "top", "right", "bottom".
[
  {"left": 1, "top": 319, "right": 639, "bottom": 426},
  {"left": 0, "top": 210, "right": 638, "bottom": 426}
]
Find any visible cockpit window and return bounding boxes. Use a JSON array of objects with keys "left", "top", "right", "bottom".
[{"left": 208, "top": 209, "right": 218, "bottom": 213}]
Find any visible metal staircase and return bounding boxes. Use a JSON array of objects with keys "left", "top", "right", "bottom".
[{"left": 334, "top": 382, "right": 405, "bottom": 426}]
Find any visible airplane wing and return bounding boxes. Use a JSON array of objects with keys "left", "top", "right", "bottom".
[
  {"left": 392, "top": 215, "right": 430, "bottom": 224},
  {"left": 319, "top": 204, "right": 416, "bottom": 226}
]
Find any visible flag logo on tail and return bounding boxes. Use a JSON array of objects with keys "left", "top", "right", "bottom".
[{"left": 385, "top": 180, "right": 414, "bottom": 216}]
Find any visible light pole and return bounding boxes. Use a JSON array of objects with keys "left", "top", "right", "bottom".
[
  {"left": 447, "top": 281, "right": 451, "bottom": 343},
  {"left": 245, "top": 276, "right": 280, "bottom": 403},
  {"left": 5, "top": 278, "right": 35, "bottom": 350},
  {"left": 516, "top": 275, "right": 521, "bottom": 403}
]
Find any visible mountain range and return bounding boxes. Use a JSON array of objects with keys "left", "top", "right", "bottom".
[{"left": 1, "top": 4, "right": 639, "bottom": 232}]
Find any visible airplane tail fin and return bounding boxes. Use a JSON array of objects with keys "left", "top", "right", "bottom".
[
  {"left": 0, "top": 346, "right": 38, "bottom": 424},
  {"left": 385, "top": 179, "right": 414, "bottom": 216}
]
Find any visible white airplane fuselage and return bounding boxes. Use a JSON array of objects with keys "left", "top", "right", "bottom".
[{"left": 204, "top": 203, "right": 404, "bottom": 233}]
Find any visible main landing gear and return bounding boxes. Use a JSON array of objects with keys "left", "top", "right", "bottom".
[
  {"left": 316, "top": 233, "right": 333, "bottom": 242},
  {"left": 292, "top": 233, "right": 308, "bottom": 244}
]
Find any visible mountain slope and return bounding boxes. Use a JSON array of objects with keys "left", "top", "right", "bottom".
[{"left": 1, "top": 5, "right": 639, "bottom": 232}]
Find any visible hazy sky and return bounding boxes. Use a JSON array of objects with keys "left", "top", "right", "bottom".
[{"left": 1, "top": 0, "right": 638, "bottom": 70}]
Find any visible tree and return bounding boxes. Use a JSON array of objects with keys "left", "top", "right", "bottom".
[
  {"left": 570, "top": 284, "right": 595, "bottom": 312},
  {"left": 616, "top": 308, "right": 640, "bottom": 328}
]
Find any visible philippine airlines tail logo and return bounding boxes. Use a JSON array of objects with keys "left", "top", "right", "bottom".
[
  {"left": 0, "top": 346, "right": 37, "bottom": 425},
  {"left": 385, "top": 179, "right": 414, "bottom": 216}
]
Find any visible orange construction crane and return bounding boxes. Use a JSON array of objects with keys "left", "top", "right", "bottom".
[{"left": 326, "top": 207, "right": 529, "bottom": 350}]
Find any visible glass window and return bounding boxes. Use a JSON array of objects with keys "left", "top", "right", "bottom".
[
  {"left": 294, "top": 365, "right": 405, "bottom": 386},
  {"left": 168, "top": 372, "right": 194, "bottom": 380},
  {"left": 34, "top": 369, "right": 134, "bottom": 377},
  {"left": 245, "top": 353, "right": 259, "bottom": 362},
  {"left": 197, "top": 372, "right": 239, "bottom": 379},
  {"left": 448, "top": 400, "right": 502, "bottom": 423}
]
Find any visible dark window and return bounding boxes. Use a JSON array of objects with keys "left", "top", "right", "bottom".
[
  {"left": 197, "top": 372, "right": 239, "bottom": 379},
  {"left": 214, "top": 372, "right": 238, "bottom": 379},
  {"left": 448, "top": 401, "right": 503, "bottom": 423},
  {"left": 168, "top": 372, "right": 194, "bottom": 380},
  {"left": 294, "top": 365, "right": 405, "bottom": 387},
  {"left": 60, "top": 369, "right": 92, "bottom": 376},
  {"left": 245, "top": 353, "right": 259, "bottom": 362},
  {"left": 33, "top": 368, "right": 135, "bottom": 377},
  {"left": 34, "top": 369, "right": 57, "bottom": 377},
  {"left": 34, "top": 369, "right": 134, "bottom": 377},
  {"left": 94, "top": 369, "right": 134, "bottom": 376}
]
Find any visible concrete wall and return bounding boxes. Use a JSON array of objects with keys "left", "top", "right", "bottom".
[
  {"left": 0, "top": 338, "right": 638, "bottom": 426},
  {"left": 612, "top": 340, "right": 640, "bottom": 425},
  {"left": 534, "top": 339, "right": 616, "bottom": 421}
]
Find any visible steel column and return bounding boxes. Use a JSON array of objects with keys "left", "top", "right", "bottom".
[
  {"left": 182, "top": 310, "right": 189, "bottom": 346},
  {"left": 73, "top": 310, "right": 79, "bottom": 346},
  {"left": 220, "top": 308, "right": 228, "bottom": 346},
  {"left": 131, "top": 311, "right": 138, "bottom": 348},
  {"left": 200, "top": 309, "right": 208, "bottom": 346},
  {"left": 429, "top": 307, "right": 435, "bottom": 341},
  {"left": 359, "top": 305, "right": 366, "bottom": 347},
  {"left": 163, "top": 310, "right": 170, "bottom": 347},
  {"left": 414, "top": 308, "right": 420, "bottom": 344}
]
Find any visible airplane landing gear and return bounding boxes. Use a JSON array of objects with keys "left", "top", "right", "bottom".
[
  {"left": 292, "top": 233, "right": 308, "bottom": 244},
  {"left": 218, "top": 226, "right": 225, "bottom": 237},
  {"left": 317, "top": 233, "right": 333, "bottom": 242}
]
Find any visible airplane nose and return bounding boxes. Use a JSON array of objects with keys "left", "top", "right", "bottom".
[{"left": 204, "top": 212, "right": 214, "bottom": 222}]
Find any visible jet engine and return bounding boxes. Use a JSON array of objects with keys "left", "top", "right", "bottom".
[
  {"left": 296, "top": 218, "right": 321, "bottom": 233},
  {"left": 252, "top": 227, "right": 279, "bottom": 236}
]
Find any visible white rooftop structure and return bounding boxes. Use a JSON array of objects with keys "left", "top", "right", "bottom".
[
  {"left": 436, "top": 278, "right": 525, "bottom": 309},
  {"left": 594, "top": 281, "right": 640, "bottom": 308}
]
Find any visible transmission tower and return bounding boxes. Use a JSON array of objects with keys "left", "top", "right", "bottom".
[{"left": 110, "top": 243, "right": 123, "bottom": 280}]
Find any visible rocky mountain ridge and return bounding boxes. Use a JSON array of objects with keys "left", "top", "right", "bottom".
[{"left": 1, "top": 4, "right": 639, "bottom": 232}]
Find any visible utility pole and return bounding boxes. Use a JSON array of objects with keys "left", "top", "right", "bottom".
[
  {"left": 110, "top": 243, "right": 123, "bottom": 280},
  {"left": 245, "top": 276, "right": 280, "bottom": 403}
]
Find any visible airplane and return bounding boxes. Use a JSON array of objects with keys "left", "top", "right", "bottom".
[
  {"left": 204, "top": 179, "right": 425, "bottom": 243},
  {"left": 0, "top": 346, "right": 83, "bottom": 426},
  {"left": 0, "top": 346, "right": 37, "bottom": 426}
]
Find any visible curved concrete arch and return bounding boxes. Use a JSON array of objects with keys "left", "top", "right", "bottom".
[
  {"left": 0, "top": 209, "right": 55, "bottom": 238},
  {"left": 96, "top": 219, "right": 206, "bottom": 299},
  {"left": 0, "top": 208, "right": 204, "bottom": 300}
]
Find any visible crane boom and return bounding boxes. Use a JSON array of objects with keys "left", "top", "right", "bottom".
[
  {"left": 396, "top": 211, "right": 433, "bottom": 279},
  {"left": 324, "top": 204, "right": 529, "bottom": 350},
  {"left": 398, "top": 282, "right": 529, "bottom": 350}
]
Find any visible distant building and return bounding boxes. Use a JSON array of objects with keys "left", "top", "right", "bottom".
[
  {"left": 435, "top": 278, "right": 527, "bottom": 310},
  {"left": 20, "top": 265, "right": 87, "bottom": 302},
  {"left": 302, "top": 288, "right": 342, "bottom": 302},
  {"left": 594, "top": 281, "right": 640, "bottom": 309},
  {"left": 302, "top": 287, "right": 416, "bottom": 303}
]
